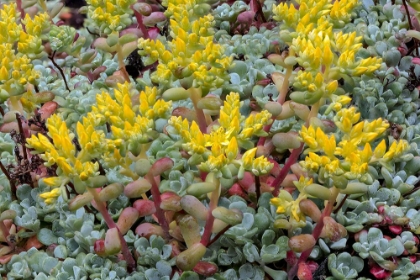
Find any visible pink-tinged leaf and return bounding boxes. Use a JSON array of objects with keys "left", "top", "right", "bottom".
[{"left": 370, "top": 263, "right": 392, "bottom": 279}]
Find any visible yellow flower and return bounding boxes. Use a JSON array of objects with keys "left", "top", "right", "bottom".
[
  {"left": 383, "top": 140, "right": 409, "bottom": 162},
  {"left": 271, "top": 190, "right": 306, "bottom": 223},
  {"left": 43, "top": 177, "right": 65, "bottom": 187},
  {"left": 39, "top": 188, "right": 61, "bottom": 204},
  {"left": 138, "top": 0, "right": 231, "bottom": 91},
  {"left": 86, "top": 0, "right": 135, "bottom": 33}
]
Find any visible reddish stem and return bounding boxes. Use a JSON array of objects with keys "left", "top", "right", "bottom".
[
  {"left": 0, "top": 161, "right": 16, "bottom": 200},
  {"left": 200, "top": 186, "right": 220, "bottom": 247},
  {"left": 16, "top": 0, "right": 25, "bottom": 28},
  {"left": 145, "top": 173, "right": 170, "bottom": 239},
  {"left": 88, "top": 189, "right": 136, "bottom": 272},
  {"left": 288, "top": 190, "right": 338, "bottom": 279},
  {"left": 132, "top": 9, "right": 149, "bottom": 39},
  {"left": 270, "top": 143, "right": 304, "bottom": 196},
  {"left": 257, "top": 117, "right": 275, "bottom": 146}
]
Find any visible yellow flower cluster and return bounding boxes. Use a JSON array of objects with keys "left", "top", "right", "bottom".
[
  {"left": 86, "top": 0, "right": 136, "bottom": 34},
  {"left": 299, "top": 106, "right": 409, "bottom": 182},
  {"left": 27, "top": 114, "right": 101, "bottom": 189},
  {"left": 27, "top": 83, "right": 171, "bottom": 203},
  {"left": 270, "top": 176, "right": 313, "bottom": 226},
  {"left": 169, "top": 92, "right": 273, "bottom": 177},
  {"left": 92, "top": 83, "right": 172, "bottom": 158},
  {"left": 138, "top": 0, "right": 232, "bottom": 92},
  {"left": 273, "top": 0, "right": 382, "bottom": 105},
  {"left": 0, "top": 3, "right": 50, "bottom": 98}
]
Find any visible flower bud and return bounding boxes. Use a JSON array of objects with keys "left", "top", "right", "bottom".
[
  {"left": 163, "top": 87, "right": 190, "bottom": 101},
  {"left": 133, "top": 199, "right": 156, "bottom": 217},
  {"left": 272, "top": 132, "right": 301, "bottom": 152},
  {"left": 176, "top": 242, "right": 207, "bottom": 271},
  {"left": 124, "top": 178, "right": 151, "bottom": 198},
  {"left": 320, "top": 216, "right": 347, "bottom": 242},
  {"left": 99, "top": 183, "right": 124, "bottom": 202},
  {"left": 212, "top": 207, "right": 243, "bottom": 226},
  {"left": 104, "top": 228, "right": 121, "bottom": 255},
  {"left": 193, "top": 261, "right": 218, "bottom": 277},
  {"left": 116, "top": 207, "right": 139, "bottom": 235},
  {"left": 68, "top": 192, "right": 94, "bottom": 211},
  {"left": 288, "top": 234, "right": 316, "bottom": 253},
  {"left": 180, "top": 195, "right": 208, "bottom": 221},
  {"left": 177, "top": 215, "right": 201, "bottom": 248},
  {"left": 264, "top": 101, "right": 282, "bottom": 117},
  {"left": 135, "top": 159, "right": 152, "bottom": 176},
  {"left": 305, "top": 184, "right": 331, "bottom": 200},
  {"left": 161, "top": 192, "right": 182, "bottom": 211},
  {"left": 197, "top": 96, "right": 223, "bottom": 110},
  {"left": 299, "top": 199, "right": 321, "bottom": 223},
  {"left": 150, "top": 157, "right": 174, "bottom": 176},
  {"left": 135, "top": 223, "right": 165, "bottom": 239},
  {"left": 187, "top": 182, "right": 217, "bottom": 197}
]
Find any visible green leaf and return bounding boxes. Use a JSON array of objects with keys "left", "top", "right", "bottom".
[
  {"left": 261, "top": 230, "right": 275, "bottom": 246},
  {"left": 179, "top": 271, "right": 199, "bottom": 280},
  {"left": 37, "top": 228, "right": 57, "bottom": 246},
  {"left": 243, "top": 243, "right": 260, "bottom": 262}
]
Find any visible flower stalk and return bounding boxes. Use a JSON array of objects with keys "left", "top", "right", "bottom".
[
  {"left": 86, "top": 188, "right": 136, "bottom": 272},
  {"left": 200, "top": 180, "right": 220, "bottom": 247},
  {"left": 288, "top": 187, "right": 340, "bottom": 279}
]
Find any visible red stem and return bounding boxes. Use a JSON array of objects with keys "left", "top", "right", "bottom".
[
  {"left": 132, "top": 9, "right": 149, "bottom": 39},
  {"left": 89, "top": 190, "right": 136, "bottom": 272},
  {"left": 270, "top": 143, "right": 304, "bottom": 196},
  {"left": 0, "top": 161, "right": 16, "bottom": 200},
  {"left": 287, "top": 191, "right": 337, "bottom": 279},
  {"left": 146, "top": 173, "right": 170, "bottom": 239},
  {"left": 200, "top": 186, "right": 220, "bottom": 246},
  {"left": 257, "top": 117, "right": 275, "bottom": 146},
  {"left": 16, "top": 0, "right": 26, "bottom": 29}
]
